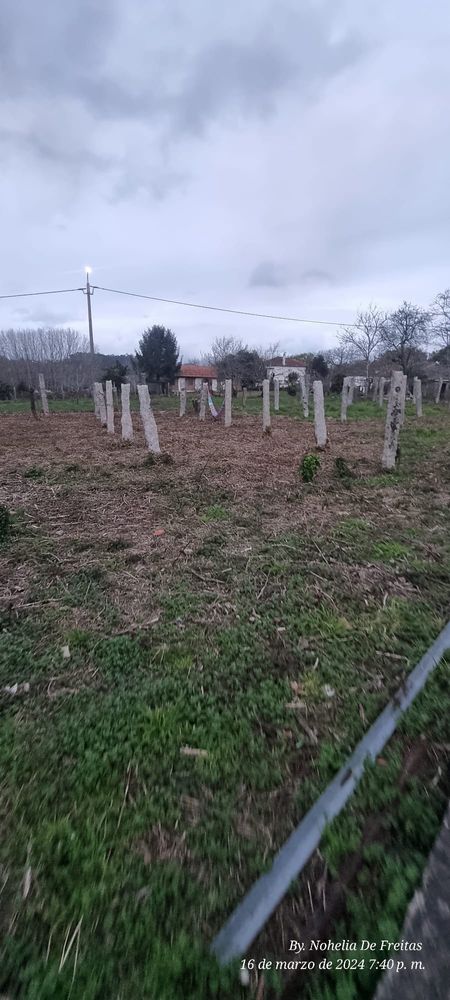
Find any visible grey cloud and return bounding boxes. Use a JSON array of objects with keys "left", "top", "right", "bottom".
[
  {"left": 12, "top": 305, "right": 75, "bottom": 324},
  {"left": 298, "top": 270, "right": 334, "bottom": 287},
  {"left": 249, "top": 260, "right": 286, "bottom": 287},
  {"left": 0, "top": 2, "right": 366, "bottom": 134}
]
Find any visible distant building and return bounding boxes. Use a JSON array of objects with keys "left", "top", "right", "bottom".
[
  {"left": 175, "top": 364, "right": 218, "bottom": 393},
  {"left": 266, "top": 355, "right": 306, "bottom": 387}
]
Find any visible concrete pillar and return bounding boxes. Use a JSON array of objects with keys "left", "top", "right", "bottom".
[
  {"left": 274, "top": 379, "right": 280, "bottom": 412},
  {"left": 38, "top": 373, "right": 49, "bottom": 416},
  {"left": 179, "top": 378, "right": 186, "bottom": 417},
  {"left": 378, "top": 377, "right": 385, "bottom": 406},
  {"left": 224, "top": 379, "right": 232, "bottom": 427},
  {"left": 435, "top": 378, "right": 443, "bottom": 404},
  {"left": 372, "top": 377, "right": 379, "bottom": 401},
  {"left": 199, "top": 382, "right": 208, "bottom": 421},
  {"left": 262, "top": 379, "right": 271, "bottom": 432},
  {"left": 340, "top": 377, "right": 350, "bottom": 422},
  {"left": 120, "top": 383, "right": 133, "bottom": 441},
  {"left": 105, "top": 380, "right": 115, "bottom": 434},
  {"left": 313, "top": 380, "right": 327, "bottom": 449},
  {"left": 382, "top": 371, "right": 404, "bottom": 470},
  {"left": 137, "top": 384, "right": 161, "bottom": 453},
  {"left": 413, "top": 377, "right": 422, "bottom": 417}
]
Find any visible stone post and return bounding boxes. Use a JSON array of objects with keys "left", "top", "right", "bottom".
[
  {"left": 299, "top": 372, "right": 309, "bottom": 418},
  {"left": 313, "top": 380, "right": 327, "bottom": 449},
  {"left": 372, "top": 377, "right": 379, "bottom": 401},
  {"left": 98, "top": 384, "right": 107, "bottom": 426},
  {"left": 38, "top": 373, "right": 49, "bottom": 416},
  {"left": 399, "top": 373, "right": 407, "bottom": 426},
  {"left": 120, "top": 383, "right": 133, "bottom": 441},
  {"left": 348, "top": 376, "right": 355, "bottom": 404},
  {"left": 105, "top": 380, "right": 115, "bottom": 434},
  {"left": 413, "top": 377, "right": 422, "bottom": 417},
  {"left": 179, "top": 378, "right": 186, "bottom": 417},
  {"left": 224, "top": 379, "right": 232, "bottom": 427},
  {"left": 199, "top": 382, "right": 208, "bottom": 421},
  {"left": 382, "top": 371, "right": 404, "bottom": 470},
  {"left": 137, "top": 384, "right": 161, "bottom": 453},
  {"left": 435, "top": 378, "right": 443, "bottom": 404},
  {"left": 378, "top": 377, "right": 385, "bottom": 406},
  {"left": 340, "top": 377, "right": 350, "bottom": 422},
  {"left": 93, "top": 381, "right": 101, "bottom": 420},
  {"left": 242, "top": 387, "right": 247, "bottom": 407},
  {"left": 274, "top": 379, "right": 280, "bottom": 412},
  {"left": 262, "top": 379, "right": 271, "bottom": 432}
]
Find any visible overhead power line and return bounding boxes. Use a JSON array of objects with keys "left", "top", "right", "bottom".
[
  {"left": 92, "top": 284, "right": 356, "bottom": 328},
  {"left": 0, "top": 281, "right": 357, "bottom": 328},
  {"left": 0, "top": 287, "right": 84, "bottom": 300}
]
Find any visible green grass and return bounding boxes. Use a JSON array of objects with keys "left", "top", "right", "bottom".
[{"left": 1, "top": 409, "right": 450, "bottom": 998}]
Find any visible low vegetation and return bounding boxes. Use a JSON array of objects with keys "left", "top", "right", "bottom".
[{"left": 0, "top": 403, "right": 449, "bottom": 998}]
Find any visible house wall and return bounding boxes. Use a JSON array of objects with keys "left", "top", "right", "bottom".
[
  {"left": 176, "top": 376, "right": 218, "bottom": 393},
  {"left": 267, "top": 365, "right": 305, "bottom": 387}
]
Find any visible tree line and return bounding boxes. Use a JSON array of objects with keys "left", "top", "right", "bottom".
[{"left": 1, "top": 291, "right": 449, "bottom": 399}]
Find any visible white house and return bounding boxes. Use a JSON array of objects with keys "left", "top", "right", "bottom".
[{"left": 266, "top": 355, "right": 306, "bottom": 387}]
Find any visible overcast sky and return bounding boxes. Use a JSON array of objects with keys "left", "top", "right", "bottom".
[{"left": 1, "top": 0, "right": 450, "bottom": 359}]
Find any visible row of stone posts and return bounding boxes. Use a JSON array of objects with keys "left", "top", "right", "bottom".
[{"left": 93, "top": 380, "right": 161, "bottom": 453}]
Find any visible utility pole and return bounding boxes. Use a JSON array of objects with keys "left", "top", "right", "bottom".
[{"left": 84, "top": 266, "right": 95, "bottom": 389}]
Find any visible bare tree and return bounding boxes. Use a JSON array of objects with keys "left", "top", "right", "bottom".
[
  {"left": 0, "top": 327, "right": 90, "bottom": 392},
  {"left": 430, "top": 290, "right": 450, "bottom": 365},
  {"left": 203, "top": 336, "right": 245, "bottom": 369},
  {"left": 381, "top": 302, "right": 431, "bottom": 376},
  {"left": 339, "top": 305, "right": 387, "bottom": 379}
]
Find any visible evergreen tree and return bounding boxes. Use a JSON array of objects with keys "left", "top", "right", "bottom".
[
  {"left": 135, "top": 326, "right": 181, "bottom": 393},
  {"left": 102, "top": 360, "right": 128, "bottom": 390}
]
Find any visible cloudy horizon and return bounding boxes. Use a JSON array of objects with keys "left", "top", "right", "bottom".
[{"left": 1, "top": 0, "right": 450, "bottom": 360}]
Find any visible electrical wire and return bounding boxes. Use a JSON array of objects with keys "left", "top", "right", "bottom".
[
  {"left": 0, "top": 288, "right": 84, "bottom": 300},
  {"left": 92, "top": 284, "right": 356, "bottom": 328},
  {"left": 0, "top": 281, "right": 356, "bottom": 328}
]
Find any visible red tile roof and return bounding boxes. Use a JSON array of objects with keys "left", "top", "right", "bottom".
[
  {"left": 268, "top": 357, "right": 306, "bottom": 367},
  {"left": 180, "top": 364, "right": 218, "bottom": 378}
]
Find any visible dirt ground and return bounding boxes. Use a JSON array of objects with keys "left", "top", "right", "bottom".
[{"left": 1, "top": 406, "right": 450, "bottom": 1000}]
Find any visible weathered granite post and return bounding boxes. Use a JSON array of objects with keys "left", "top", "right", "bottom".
[
  {"left": 435, "top": 378, "right": 443, "bottom": 404},
  {"left": 372, "top": 377, "right": 379, "bottom": 401},
  {"left": 121, "top": 383, "right": 133, "bottom": 441},
  {"left": 378, "top": 377, "right": 385, "bottom": 406},
  {"left": 348, "top": 376, "right": 355, "bottom": 404},
  {"left": 93, "top": 381, "right": 101, "bottom": 419},
  {"left": 399, "top": 373, "right": 407, "bottom": 426},
  {"left": 382, "top": 371, "right": 403, "bottom": 470},
  {"left": 340, "top": 377, "right": 350, "bottom": 422},
  {"left": 299, "top": 372, "right": 309, "bottom": 418},
  {"left": 38, "top": 373, "right": 49, "bottom": 416},
  {"left": 262, "top": 379, "right": 271, "bottom": 432},
  {"left": 313, "top": 380, "right": 327, "bottom": 449},
  {"left": 413, "top": 377, "right": 422, "bottom": 417},
  {"left": 137, "top": 384, "right": 161, "bottom": 453},
  {"left": 179, "top": 378, "right": 186, "bottom": 417},
  {"left": 242, "top": 387, "right": 248, "bottom": 407},
  {"left": 274, "top": 379, "right": 280, "bottom": 412},
  {"left": 224, "top": 379, "right": 232, "bottom": 427},
  {"left": 199, "top": 382, "right": 208, "bottom": 421},
  {"left": 105, "top": 380, "right": 115, "bottom": 434},
  {"left": 97, "top": 384, "right": 107, "bottom": 426}
]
